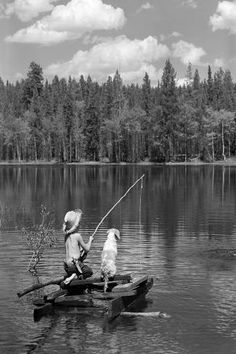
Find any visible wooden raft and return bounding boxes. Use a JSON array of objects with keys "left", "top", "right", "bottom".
[{"left": 33, "top": 274, "right": 153, "bottom": 322}]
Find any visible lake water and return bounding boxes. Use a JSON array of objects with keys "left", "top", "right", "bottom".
[{"left": 0, "top": 164, "right": 236, "bottom": 354}]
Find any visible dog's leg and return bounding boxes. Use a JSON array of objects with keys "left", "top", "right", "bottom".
[{"left": 104, "top": 274, "right": 108, "bottom": 293}]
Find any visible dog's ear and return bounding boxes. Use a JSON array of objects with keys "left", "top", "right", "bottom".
[
  {"left": 114, "top": 229, "right": 120, "bottom": 240},
  {"left": 107, "top": 228, "right": 120, "bottom": 240}
]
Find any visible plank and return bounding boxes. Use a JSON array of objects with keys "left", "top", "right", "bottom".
[
  {"left": 92, "top": 290, "right": 137, "bottom": 300},
  {"left": 107, "top": 296, "right": 125, "bottom": 320},
  {"left": 66, "top": 274, "right": 131, "bottom": 289},
  {"left": 107, "top": 277, "right": 153, "bottom": 320},
  {"left": 33, "top": 289, "right": 68, "bottom": 306},
  {"left": 89, "top": 280, "right": 127, "bottom": 289},
  {"left": 34, "top": 303, "right": 54, "bottom": 322},
  {"left": 54, "top": 295, "right": 93, "bottom": 307},
  {"left": 33, "top": 298, "right": 46, "bottom": 307},
  {"left": 112, "top": 275, "right": 148, "bottom": 293},
  {"left": 45, "top": 289, "right": 68, "bottom": 302}
]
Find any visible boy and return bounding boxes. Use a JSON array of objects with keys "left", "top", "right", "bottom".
[{"left": 63, "top": 209, "right": 93, "bottom": 284}]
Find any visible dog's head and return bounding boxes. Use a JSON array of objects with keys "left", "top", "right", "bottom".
[{"left": 107, "top": 228, "right": 120, "bottom": 241}]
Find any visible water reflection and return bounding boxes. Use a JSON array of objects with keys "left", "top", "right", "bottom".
[
  {"left": 0, "top": 165, "right": 236, "bottom": 353},
  {"left": 1, "top": 165, "right": 236, "bottom": 239}
]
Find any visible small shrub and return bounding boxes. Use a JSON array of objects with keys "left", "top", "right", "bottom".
[{"left": 22, "top": 205, "right": 56, "bottom": 273}]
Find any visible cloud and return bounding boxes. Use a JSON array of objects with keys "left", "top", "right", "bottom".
[
  {"left": 209, "top": 1, "right": 236, "bottom": 34},
  {"left": 45, "top": 35, "right": 170, "bottom": 84},
  {"left": 137, "top": 2, "right": 154, "bottom": 13},
  {"left": 6, "top": 23, "right": 71, "bottom": 44},
  {"left": 176, "top": 77, "right": 190, "bottom": 86},
  {"left": 122, "top": 66, "right": 163, "bottom": 84},
  {"left": 5, "top": 0, "right": 126, "bottom": 44},
  {"left": 214, "top": 58, "right": 226, "bottom": 67},
  {"left": 172, "top": 40, "right": 206, "bottom": 65},
  {"left": 181, "top": 0, "right": 198, "bottom": 9},
  {"left": 172, "top": 31, "right": 182, "bottom": 38},
  {"left": 160, "top": 31, "right": 182, "bottom": 41},
  {"left": 0, "top": 3, "right": 8, "bottom": 19},
  {"left": 15, "top": 72, "right": 24, "bottom": 81},
  {"left": 4, "top": 0, "right": 58, "bottom": 22}
]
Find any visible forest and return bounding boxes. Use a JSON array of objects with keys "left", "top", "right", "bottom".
[{"left": 0, "top": 59, "right": 236, "bottom": 163}]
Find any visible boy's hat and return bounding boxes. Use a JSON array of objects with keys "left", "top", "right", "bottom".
[{"left": 63, "top": 209, "right": 82, "bottom": 235}]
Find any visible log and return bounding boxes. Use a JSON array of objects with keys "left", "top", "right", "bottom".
[
  {"left": 121, "top": 311, "right": 171, "bottom": 318},
  {"left": 17, "top": 276, "right": 65, "bottom": 298},
  {"left": 18, "top": 274, "right": 131, "bottom": 297}
]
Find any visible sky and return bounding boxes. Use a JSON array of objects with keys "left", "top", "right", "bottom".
[{"left": 0, "top": 0, "right": 236, "bottom": 86}]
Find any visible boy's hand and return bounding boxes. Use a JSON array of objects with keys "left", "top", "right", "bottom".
[{"left": 90, "top": 235, "right": 94, "bottom": 242}]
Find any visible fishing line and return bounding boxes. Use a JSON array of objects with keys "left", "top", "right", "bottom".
[
  {"left": 91, "top": 174, "right": 145, "bottom": 239},
  {"left": 139, "top": 176, "right": 144, "bottom": 271}
]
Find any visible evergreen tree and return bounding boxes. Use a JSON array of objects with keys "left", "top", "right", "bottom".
[
  {"left": 22, "top": 62, "right": 44, "bottom": 110},
  {"left": 185, "top": 62, "right": 193, "bottom": 98},
  {"left": 223, "top": 70, "right": 235, "bottom": 111},
  {"left": 63, "top": 89, "right": 75, "bottom": 162},
  {"left": 141, "top": 72, "right": 153, "bottom": 159},
  {"left": 213, "top": 68, "right": 224, "bottom": 110},
  {"left": 193, "top": 69, "right": 200, "bottom": 91},
  {"left": 207, "top": 65, "right": 214, "bottom": 105},
  {"left": 159, "top": 59, "right": 179, "bottom": 161},
  {"left": 109, "top": 70, "right": 125, "bottom": 162},
  {"left": 186, "top": 62, "right": 193, "bottom": 84},
  {"left": 99, "top": 76, "right": 113, "bottom": 159},
  {"left": 84, "top": 79, "right": 100, "bottom": 161},
  {"left": 141, "top": 72, "right": 152, "bottom": 115}
]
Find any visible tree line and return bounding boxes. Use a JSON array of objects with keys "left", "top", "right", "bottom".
[{"left": 0, "top": 60, "right": 236, "bottom": 163}]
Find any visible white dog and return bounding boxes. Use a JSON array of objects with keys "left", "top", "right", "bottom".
[{"left": 101, "top": 228, "right": 120, "bottom": 292}]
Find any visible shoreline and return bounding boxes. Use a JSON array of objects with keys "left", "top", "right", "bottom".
[{"left": 1, "top": 158, "right": 236, "bottom": 166}]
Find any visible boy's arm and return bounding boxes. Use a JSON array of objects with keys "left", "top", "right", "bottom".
[{"left": 77, "top": 234, "right": 94, "bottom": 253}]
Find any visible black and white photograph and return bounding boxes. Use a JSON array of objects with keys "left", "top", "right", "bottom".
[{"left": 0, "top": 0, "right": 236, "bottom": 353}]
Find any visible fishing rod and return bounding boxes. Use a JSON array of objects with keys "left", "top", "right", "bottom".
[{"left": 90, "top": 173, "right": 145, "bottom": 239}]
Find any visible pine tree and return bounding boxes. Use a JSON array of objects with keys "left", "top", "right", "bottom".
[
  {"left": 207, "top": 65, "right": 214, "bottom": 105},
  {"left": 63, "top": 89, "right": 74, "bottom": 162},
  {"left": 22, "top": 62, "right": 44, "bottom": 110},
  {"left": 186, "top": 62, "right": 193, "bottom": 84},
  {"left": 213, "top": 68, "right": 224, "bottom": 110},
  {"left": 160, "top": 59, "right": 179, "bottom": 161},
  {"left": 84, "top": 79, "right": 100, "bottom": 161},
  {"left": 223, "top": 70, "right": 235, "bottom": 111},
  {"left": 99, "top": 76, "right": 113, "bottom": 160},
  {"left": 141, "top": 72, "right": 152, "bottom": 116},
  {"left": 193, "top": 69, "right": 200, "bottom": 91},
  {"left": 141, "top": 72, "right": 153, "bottom": 159}
]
